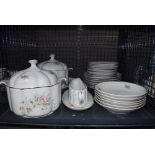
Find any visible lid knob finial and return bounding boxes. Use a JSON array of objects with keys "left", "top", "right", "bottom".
[
  {"left": 50, "top": 54, "right": 55, "bottom": 60},
  {"left": 29, "top": 60, "right": 38, "bottom": 67}
]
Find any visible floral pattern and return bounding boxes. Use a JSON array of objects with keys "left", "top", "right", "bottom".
[
  {"left": 19, "top": 95, "right": 51, "bottom": 115},
  {"left": 21, "top": 74, "right": 29, "bottom": 79}
]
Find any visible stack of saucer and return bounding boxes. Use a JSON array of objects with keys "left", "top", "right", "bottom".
[
  {"left": 95, "top": 81, "right": 147, "bottom": 114},
  {"left": 84, "top": 61, "right": 120, "bottom": 89}
]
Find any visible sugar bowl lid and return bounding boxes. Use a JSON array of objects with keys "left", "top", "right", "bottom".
[
  {"left": 38, "top": 54, "right": 67, "bottom": 71},
  {"left": 8, "top": 60, "right": 58, "bottom": 89}
]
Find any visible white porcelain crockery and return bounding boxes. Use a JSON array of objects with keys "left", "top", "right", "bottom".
[
  {"left": 95, "top": 89, "right": 146, "bottom": 101},
  {"left": 95, "top": 94, "right": 146, "bottom": 108},
  {"left": 69, "top": 78, "right": 87, "bottom": 107},
  {"left": 95, "top": 81, "right": 146, "bottom": 98},
  {"left": 95, "top": 81, "right": 147, "bottom": 114},
  {"left": 62, "top": 90, "right": 94, "bottom": 111},
  {"left": 38, "top": 54, "right": 70, "bottom": 89},
  {"left": 95, "top": 92, "right": 146, "bottom": 105},
  {"left": 0, "top": 60, "right": 62, "bottom": 118},
  {"left": 84, "top": 61, "right": 120, "bottom": 89},
  {"left": 88, "top": 61, "right": 118, "bottom": 67},
  {"left": 95, "top": 99, "right": 145, "bottom": 114}
]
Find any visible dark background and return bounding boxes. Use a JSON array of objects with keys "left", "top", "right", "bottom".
[{"left": 0, "top": 25, "right": 154, "bottom": 81}]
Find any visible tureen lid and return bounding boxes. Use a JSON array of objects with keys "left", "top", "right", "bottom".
[
  {"left": 38, "top": 54, "right": 67, "bottom": 71},
  {"left": 8, "top": 60, "right": 58, "bottom": 89}
]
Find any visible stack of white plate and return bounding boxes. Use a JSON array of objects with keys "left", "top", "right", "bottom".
[
  {"left": 84, "top": 61, "right": 121, "bottom": 89},
  {"left": 95, "top": 81, "right": 147, "bottom": 114}
]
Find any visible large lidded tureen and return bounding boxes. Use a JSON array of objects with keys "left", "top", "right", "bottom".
[
  {"left": 0, "top": 60, "right": 61, "bottom": 118},
  {"left": 38, "top": 54, "right": 70, "bottom": 89}
]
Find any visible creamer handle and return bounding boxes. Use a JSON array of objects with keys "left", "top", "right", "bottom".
[{"left": 59, "top": 77, "right": 67, "bottom": 85}]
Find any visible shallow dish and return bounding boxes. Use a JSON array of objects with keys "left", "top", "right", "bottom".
[
  {"left": 95, "top": 98, "right": 145, "bottom": 114},
  {"left": 88, "top": 62, "right": 118, "bottom": 68},
  {"left": 84, "top": 72, "right": 118, "bottom": 79},
  {"left": 95, "top": 91, "right": 146, "bottom": 104},
  {"left": 95, "top": 89, "right": 146, "bottom": 101},
  {"left": 85, "top": 77, "right": 118, "bottom": 83},
  {"left": 95, "top": 95, "right": 146, "bottom": 108},
  {"left": 95, "top": 81, "right": 146, "bottom": 98},
  {"left": 88, "top": 61, "right": 118, "bottom": 64}
]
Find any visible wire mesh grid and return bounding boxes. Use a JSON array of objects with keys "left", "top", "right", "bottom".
[
  {"left": 136, "top": 49, "right": 155, "bottom": 99},
  {"left": 79, "top": 27, "right": 119, "bottom": 80},
  {"left": 121, "top": 27, "right": 155, "bottom": 99},
  {"left": 121, "top": 29, "right": 154, "bottom": 81},
  {"left": 0, "top": 26, "right": 79, "bottom": 78},
  {"left": 0, "top": 26, "right": 154, "bottom": 96}
]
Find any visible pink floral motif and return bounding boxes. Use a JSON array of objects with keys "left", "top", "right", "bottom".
[
  {"left": 19, "top": 106, "right": 26, "bottom": 114},
  {"left": 19, "top": 106, "right": 24, "bottom": 111},
  {"left": 21, "top": 75, "right": 29, "bottom": 79},
  {"left": 19, "top": 95, "right": 51, "bottom": 114},
  {"left": 36, "top": 96, "right": 51, "bottom": 106}
]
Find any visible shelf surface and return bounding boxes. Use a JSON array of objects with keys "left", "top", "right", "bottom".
[{"left": 0, "top": 91, "right": 155, "bottom": 128}]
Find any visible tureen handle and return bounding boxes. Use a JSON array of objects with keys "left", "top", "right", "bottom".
[{"left": 0, "top": 80, "right": 7, "bottom": 86}]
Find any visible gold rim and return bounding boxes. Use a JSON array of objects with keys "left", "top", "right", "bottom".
[{"left": 5, "top": 82, "right": 61, "bottom": 90}]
